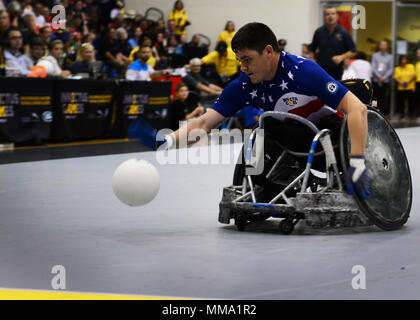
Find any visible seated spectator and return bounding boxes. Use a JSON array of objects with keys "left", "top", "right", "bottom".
[
  {"left": 183, "top": 58, "right": 222, "bottom": 97},
  {"left": 70, "top": 42, "right": 103, "bottom": 78},
  {"left": 40, "top": 26, "right": 52, "bottom": 45},
  {"left": 125, "top": 45, "right": 169, "bottom": 81},
  {"left": 155, "top": 18, "right": 166, "bottom": 34},
  {"left": 101, "top": 27, "right": 130, "bottom": 77},
  {"left": 166, "top": 19, "right": 176, "bottom": 40},
  {"left": 36, "top": 39, "right": 71, "bottom": 77},
  {"left": 170, "top": 82, "right": 204, "bottom": 130},
  {"left": 128, "top": 36, "right": 158, "bottom": 67},
  {"left": 128, "top": 26, "right": 143, "bottom": 49},
  {"left": 22, "top": 36, "right": 45, "bottom": 71},
  {"left": 201, "top": 41, "right": 240, "bottom": 85},
  {"left": 21, "top": 1, "right": 45, "bottom": 28},
  {"left": 3, "top": 27, "right": 31, "bottom": 76},
  {"left": 0, "top": 10, "right": 11, "bottom": 40},
  {"left": 184, "top": 34, "right": 208, "bottom": 62},
  {"left": 217, "top": 21, "right": 236, "bottom": 48},
  {"left": 166, "top": 35, "right": 185, "bottom": 67}
]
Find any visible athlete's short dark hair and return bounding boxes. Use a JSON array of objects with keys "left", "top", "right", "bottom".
[{"left": 231, "top": 22, "right": 280, "bottom": 54}]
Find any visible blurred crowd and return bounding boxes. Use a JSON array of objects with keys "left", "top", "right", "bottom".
[{"left": 1, "top": 1, "right": 418, "bottom": 123}]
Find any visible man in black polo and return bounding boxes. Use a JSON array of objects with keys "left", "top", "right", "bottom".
[
  {"left": 182, "top": 58, "right": 223, "bottom": 98},
  {"left": 309, "top": 6, "right": 356, "bottom": 80}
]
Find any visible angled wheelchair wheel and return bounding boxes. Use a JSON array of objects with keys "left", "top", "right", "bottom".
[{"left": 339, "top": 107, "right": 412, "bottom": 230}]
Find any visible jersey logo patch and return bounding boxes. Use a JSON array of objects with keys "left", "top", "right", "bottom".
[
  {"left": 283, "top": 97, "right": 298, "bottom": 106},
  {"left": 327, "top": 81, "right": 338, "bottom": 94}
]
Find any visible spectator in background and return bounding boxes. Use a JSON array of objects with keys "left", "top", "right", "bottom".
[
  {"left": 40, "top": 26, "right": 52, "bottom": 45},
  {"left": 70, "top": 42, "right": 98, "bottom": 75},
  {"left": 168, "top": 0, "right": 188, "bottom": 38},
  {"left": 184, "top": 33, "right": 208, "bottom": 62},
  {"left": 278, "top": 39, "right": 287, "bottom": 51},
  {"left": 341, "top": 57, "right": 356, "bottom": 80},
  {"left": 155, "top": 18, "right": 166, "bottom": 34},
  {"left": 166, "top": 19, "right": 176, "bottom": 40},
  {"left": 371, "top": 40, "right": 393, "bottom": 116},
  {"left": 101, "top": 27, "right": 128, "bottom": 77},
  {"left": 301, "top": 43, "right": 311, "bottom": 59},
  {"left": 36, "top": 39, "right": 71, "bottom": 77},
  {"left": 394, "top": 55, "right": 416, "bottom": 119},
  {"left": 22, "top": 36, "right": 45, "bottom": 71},
  {"left": 309, "top": 6, "right": 356, "bottom": 80},
  {"left": 170, "top": 82, "right": 204, "bottom": 131},
  {"left": 3, "top": 27, "right": 31, "bottom": 76},
  {"left": 218, "top": 21, "right": 235, "bottom": 48},
  {"left": 415, "top": 48, "right": 420, "bottom": 119},
  {"left": 183, "top": 57, "right": 222, "bottom": 97},
  {"left": 153, "top": 32, "right": 166, "bottom": 57},
  {"left": 128, "top": 26, "right": 142, "bottom": 49},
  {"left": 348, "top": 51, "right": 372, "bottom": 83},
  {"left": 41, "top": 5, "right": 51, "bottom": 27},
  {"left": 0, "top": 10, "right": 11, "bottom": 39},
  {"left": 125, "top": 45, "right": 169, "bottom": 81},
  {"left": 201, "top": 41, "right": 240, "bottom": 86}
]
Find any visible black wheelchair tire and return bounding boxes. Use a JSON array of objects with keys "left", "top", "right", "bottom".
[{"left": 339, "top": 107, "right": 412, "bottom": 231}]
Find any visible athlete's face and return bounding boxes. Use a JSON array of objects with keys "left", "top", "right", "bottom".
[{"left": 236, "top": 46, "right": 275, "bottom": 84}]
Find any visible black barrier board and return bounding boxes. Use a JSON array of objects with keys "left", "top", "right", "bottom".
[
  {"left": 51, "top": 79, "right": 115, "bottom": 142},
  {"left": 117, "top": 80, "right": 171, "bottom": 135},
  {"left": 0, "top": 78, "right": 54, "bottom": 144}
]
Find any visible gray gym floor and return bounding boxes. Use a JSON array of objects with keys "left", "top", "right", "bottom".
[{"left": 0, "top": 127, "right": 419, "bottom": 300}]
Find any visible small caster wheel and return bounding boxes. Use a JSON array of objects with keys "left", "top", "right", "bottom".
[
  {"left": 235, "top": 215, "right": 248, "bottom": 231},
  {"left": 279, "top": 219, "right": 294, "bottom": 235}
]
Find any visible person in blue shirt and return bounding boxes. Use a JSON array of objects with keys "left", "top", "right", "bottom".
[{"left": 159, "top": 22, "right": 370, "bottom": 198}]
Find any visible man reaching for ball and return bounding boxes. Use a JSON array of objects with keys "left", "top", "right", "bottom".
[{"left": 154, "top": 22, "right": 370, "bottom": 199}]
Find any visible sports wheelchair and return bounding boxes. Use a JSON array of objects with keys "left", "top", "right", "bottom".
[{"left": 218, "top": 79, "right": 412, "bottom": 234}]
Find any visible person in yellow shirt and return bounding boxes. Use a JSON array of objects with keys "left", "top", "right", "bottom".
[
  {"left": 394, "top": 55, "right": 416, "bottom": 119},
  {"left": 217, "top": 21, "right": 236, "bottom": 48},
  {"left": 201, "top": 41, "right": 240, "bottom": 86},
  {"left": 415, "top": 48, "right": 420, "bottom": 119},
  {"left": 168, "top": 1, "right": 189, "bottom": 37}
]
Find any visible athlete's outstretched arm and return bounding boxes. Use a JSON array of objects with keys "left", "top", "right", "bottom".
[
  {"left": 336, "top": 90, "right": 367, "bottom": 156},
  {"left": 169, "top": 109, "right": 226, "bottom": 147}
]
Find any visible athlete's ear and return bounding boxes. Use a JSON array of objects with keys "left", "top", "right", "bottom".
[{"left": 264, "top": 45, "right": 274, "bottom": 57}]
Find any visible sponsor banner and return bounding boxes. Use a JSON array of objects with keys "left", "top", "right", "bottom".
[
  {"left": 52, "top": 79, "right": 115, "bottom": 142},
  {"left": 0, "top": 78, "right": 54, "bottom": 144},
  {"left": 117, "top": 80, "right": 171, "bottom": 135}
]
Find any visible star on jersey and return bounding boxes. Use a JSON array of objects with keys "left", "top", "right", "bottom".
[
  {"left": 262, "top": 94, "right": 266, "bottom": 103},
  {"left": 249, "top": 89, "right": 258, "bottom": 99},
  {"left": 268, "top": 95, "right": 273, "bottom": 103},
  {"left": 279, "top": 80, "right": 288, "bottom": 91},
  {"left": 270, "top": 83, "right": 275, "bottom": 88},
  {"left": 288, "top": 71, "right": 294, "bottom": 80}
]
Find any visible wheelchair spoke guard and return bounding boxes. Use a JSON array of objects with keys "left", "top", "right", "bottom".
[{"left": 340, "top": 108, "right": 412, "bottom": 230}]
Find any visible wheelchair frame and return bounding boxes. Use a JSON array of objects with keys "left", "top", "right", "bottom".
[{"left": 218, "top": 111, "right": 373, "bottom": 234}]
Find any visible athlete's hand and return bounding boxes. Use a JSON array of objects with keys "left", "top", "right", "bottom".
[
  {"left": 345, "top": 155, "right": 371, "bottom": 199},
  {"left": 128, "top": 118, "right": 174, "bottom": 150}
]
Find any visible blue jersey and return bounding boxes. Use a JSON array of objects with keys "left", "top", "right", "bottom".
[{"left": 212, "top": 52, "right": 348, "bottom": 124}]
